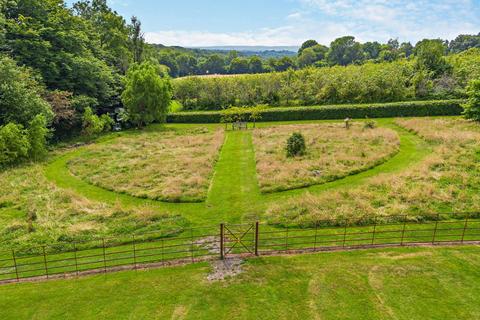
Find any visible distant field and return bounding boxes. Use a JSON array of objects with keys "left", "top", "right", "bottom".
[{"left": 1, "top": 246, "right": 479, "bottom": 319}]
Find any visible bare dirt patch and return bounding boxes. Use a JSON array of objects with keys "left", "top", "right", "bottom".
[{"left": 207, "top": 258, "right": 244, "bottom": 281}]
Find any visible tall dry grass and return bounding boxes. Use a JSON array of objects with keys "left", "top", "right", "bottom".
[
  {"left": 253, "top": 123, "right": 400, "bottom": 192},
  {"left": 266, "top": 118, "right": 480, "bottom": 226},
  {"left": 0, "top": 164, "right": 183, "bottom": 250},
  {"left": 68, "top": 127, "right": 224, "bottom": 202}
]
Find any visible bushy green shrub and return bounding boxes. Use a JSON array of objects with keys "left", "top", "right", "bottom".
[
  {"left": 0, "top": 122, "right": 30, "bottom": 167},
  {"left": 82, "top": 107, "right": 104, "bottom": 136},
  {"left": 286, "top": 132, "right": 306, "bottom": 157},
  {"left": 27, "top": 115, "right": 49, "bottom": 161},
  {"left": 82, "top": 107, "right": 114, "bottom": 136},
  {"left": 100, "top": 114, "right": 115, "bottom": 132},
  {"left": 463, "top": 79, "right": 480, "bottom": 121},
  {"left": 167, "top": 100, "right": 464, "bottom": 123},
  {"left": 363, "top": 119, "right": 377, "bottom": 129}
]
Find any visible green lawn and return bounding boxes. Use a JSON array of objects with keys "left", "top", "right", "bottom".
[{"left": 1, "top": 245, "right": 479, "bottom": 320}]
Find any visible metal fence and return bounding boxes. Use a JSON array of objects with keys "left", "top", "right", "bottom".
[{"left": 1, "top": 215, "right": 479, "bottom": 284}]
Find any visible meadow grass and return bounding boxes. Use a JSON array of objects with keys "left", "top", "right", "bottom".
[
  {"left": 68, "top": 126, "right": 224, "bottom": 202},
  {"left": 266, "top": 118, "right": 480, "bottom": 226},
  {"left": 2, "top": 117, "right": 477, "bottom": 251},
  {"left": 0, "top": 245, "right": 479, "bottom": 319},
  {"left": 252, "top": 122, "right": 399, "bottom": 192}
]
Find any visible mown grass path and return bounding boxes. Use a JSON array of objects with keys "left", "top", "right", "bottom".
[
  {"left": 1, "top": 245, "right": 479, "bottom": 319},
  {"left": 45, "top": 119, "right": 430, "bottom": 225}
]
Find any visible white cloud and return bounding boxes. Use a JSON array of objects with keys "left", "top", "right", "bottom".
[{"left": 146, "top": 0, "right": 480, "bottom": 46}]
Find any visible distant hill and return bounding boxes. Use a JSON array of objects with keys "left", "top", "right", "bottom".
[
  {"left": 192, "top": 45, "right": 299, "bottom": 52},
  {"left": 152, "top": 44, "right": 298, "bottom": 59}
]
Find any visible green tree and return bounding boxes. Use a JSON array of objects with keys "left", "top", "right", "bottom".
[
  {"left": 0, "top": 122, "right": 30, "bottom": 167},
  {"left": 121, "top": 61, "right": 172, "bottom": 127},
  {"left": 157, "top": 52, "right": 179, "bottom": 77},
  {"left": 27, "top": 114, "right": 49, "bottom": 161},
  {"left": 200, "top": 55, "right": 225, "bottom": 74},
  {"left": 363, "top": 41, "right": 382, "bottom": 60},
  {"left": 463, "top": 79, "right": 480, "bottom": 121},
  {"left": 0, "top": 56, "right": 53, "bottom": 127},
  {"left": 449, "top": 34, "right": 480, "bottom": 53},
  {"left": 249, "top": 56, "right": 264, "bottom": 74},
  {"left": 130, "top": 16, "right": 144, "bottom": 63},
  {"left": 328, "top": 36, "right": 364, "bottom": 66},
  {"left": 399, "top": 42, "right": 414, "bottom": 58},
  {"left": 414, "top": 39, "right": 451, "bottom": 77},
  {"left": 177, "top": 54, "right": 197, "bottom": 76},
  {"left": 298, "top": 40, "right": 318, "bottom": 55},
  {"left": 229, "top": 57, "right": 250, "bottom": 74},
  {"left": 73, "top": 0, "right": 133, "bottom": 73},
  {"left": 298, "top": 44, "right": 328, "bottom": 68},
  {"left": 4, "top": 0, "right": 119, "bottom": 108},
  {"left": 274, "top": 56, "right": 295, "bottom": 72}
]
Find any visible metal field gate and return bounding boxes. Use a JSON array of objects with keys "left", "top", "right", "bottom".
[{"left": 220, "top": 222, "right": 259, "bottom": 259}]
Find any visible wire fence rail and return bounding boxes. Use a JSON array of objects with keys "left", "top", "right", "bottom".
[{"left": 1, "top": 215, "right": 479, "bottom": 284}]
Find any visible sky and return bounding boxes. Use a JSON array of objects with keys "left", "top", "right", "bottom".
[{"left": 66, "top": 0, "right": 480, "bottom": 47}]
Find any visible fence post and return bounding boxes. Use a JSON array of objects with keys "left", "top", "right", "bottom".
[
  {"left": 11, "top": 249, "right": 19, "bottom": 282},
  {"left": 342, "top": 220, "right": 348, "bottom": 248},
  {"left": 73, "top": 243, "right": 79, "bottom": 276},
  {"left": 255, "top": 222, "right": 259, "bottom": 256},
  {"left": 432, "top": 216, "right": 439, "bottom": 244},
  {"left": 161, "top": 239, "right": 165, "bottom": 265},
  {"left": 132, "top": 235, "right": 137, "bottom": 269},
  {"left": 285, "top": 225, "right": 289, "bottom": 252},
  {"left": 371, "top": 217, "right": 377, "bottom": 245},
  {"left": 400, "top": 216, "right": 407, "bottom": 246},
  {"left": 220, "top": 223, "right": 225, "bottom": 260},
  {"left": 102, "top": 238, "right": 107, "bottom": 273},
  {"left": 190, "top": 228, "right": 195, "bottom": 263},
  {"left": 42, "top": 246, "right": 49, "bottom": 279},
  {"left": 461, "top": 215, "right": 469, "bottom": 243}
]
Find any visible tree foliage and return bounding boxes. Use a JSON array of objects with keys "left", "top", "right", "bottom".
[
  {"left": 463, "top": 79, "right": 480, "bottom": 121},
  {"left": 0, "top": 56, "right": 53, "bottom": 127},
  {"left": 121, "top": 61, "right": 172, "bottom": 127},
  {"left": 286, "top": 132, "right": 306, "bottom": 157}
]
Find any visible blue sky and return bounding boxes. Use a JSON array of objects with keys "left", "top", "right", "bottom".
[{"left": 66, "top": 0, "right": 480, "bottom": 46}]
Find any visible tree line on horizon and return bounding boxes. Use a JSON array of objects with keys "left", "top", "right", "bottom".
[{"left": 153, "top": 33, "right": 480, "bottom": 77}]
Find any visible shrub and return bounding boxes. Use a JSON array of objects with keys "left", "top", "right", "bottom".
[
  {"left": 82, "top": 107, "right": 104, "bottom": 136},
  {"left": 167, "top": 100, "right": 464, "bottom": 123},
  {"left": 27, "top": 115, "right": 49, "bottom": 161},
  {"left": 0, "top": 122, "right": 30, "bottom": 167},
  {"left": 100, "top": 114, "right": 115, "bottom": 132},
  {"left": 363, "top": 119, "right": 377, "bottom": 129},
  {"left": 463, "top": 79, "right": 480, "bottom": 121},
  {"left": 286, "top": 132, "right": 306, "bottom": 157}
]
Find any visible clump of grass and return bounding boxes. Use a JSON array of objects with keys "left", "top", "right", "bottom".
[
  {"left": 68, "top": 127, "right": 224, "bottom": 202},
  {"left": 266, "top": 118, "right": 480, "bottom": 227},
  {"left": 253, "top": 123, "right": 400, "bottom": 193}
]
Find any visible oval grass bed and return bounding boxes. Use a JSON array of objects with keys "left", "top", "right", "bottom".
[
  {"left": 68, "top": 127, "right": 224, "bottom": 203},
  {"left": 252, "top": 122, "right": 401, "bottom": 193}
]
